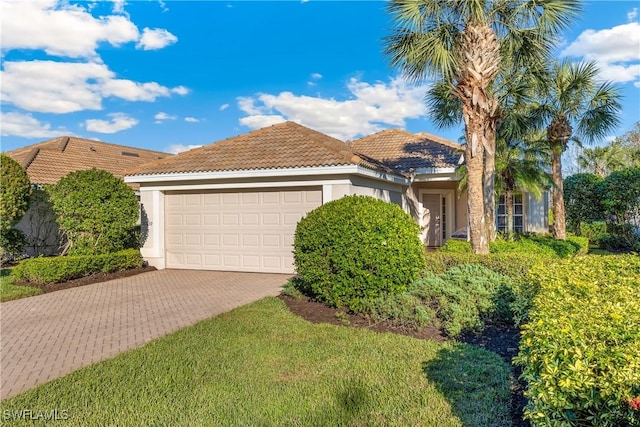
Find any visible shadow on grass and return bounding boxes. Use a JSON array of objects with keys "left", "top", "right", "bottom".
[
  {"left": 1, "top": 268, "right": 12, "bottom": 278},
  {"left": 423, "top": 343, "right": 512, "bottom": 427}
]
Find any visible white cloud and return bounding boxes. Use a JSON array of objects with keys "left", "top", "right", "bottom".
[
  {"left": 111, "top": 0, "right": 126, "bottom": 14},
  {"left": 1, "top": 60, "right": 188, "bottom": 113},
  {"left": 561, "top": 22, "right": 640, "bottom": 85},
  {"left": 628, "top": 7, "right": 638, "bottom": 22},
  {"left": 307, "top": 72, "right": 323, "bottom": 87},
  {"left": 171, "top": 86, "right": 190, "bottom": 96},
  {"left": 219, "top": 103, "right": 230, "bottom": 111},
  {"left": 0, "top": 111, "right": 70, "bottom": 138},
  {"left": 158, "top": 0, "right": 168, "bottom": 12},
  {"left": 1, "top": 0, "right": 138, "bottom": 58},
  {"left": 237, "top": 77, "right": 428, "bottom": 140},
  {"left": 137, "top": 28, "right": 177, "bottom": 50},
  {"left": 185, "top": 117, "right": 199, "bottom": 123},
  {"left": 165, "top": 144, "right": 203, "bottom": 154},
  {"left": 1, "top": 0, "right": 178, "bottom": 58},
  {"left": 85, "top": 113, "right": 138, "bottom": 133},
  {"left": 154, "top": 112, "right": 176, "bottom": 123}
]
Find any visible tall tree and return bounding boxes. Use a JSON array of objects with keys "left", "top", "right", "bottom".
[
  {"left": 384, "top": 0, "right": 579, "bottom": 253},
  {"left": 533, "top": 60, "right": 622, "bottom": 239}
]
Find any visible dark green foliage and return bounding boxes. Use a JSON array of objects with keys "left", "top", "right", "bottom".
[
  {"left": 412, "top": 265, "right": 517, "bottom": 336},
  {"left": 12, "top": 249, "right": 143, "bottom": 284},
  {"left": 515, "top": 256, "right": 640, "bottom": 426},
  {"left": 0, "top": 229, "right": 26, "bottom": 261},
  {"left": 0, "top": 154, "right": 31, "bottom": 259},
  {"left": 47, "top": 169, "right": 139, "bottom": 255},
  {"left": 293, "top": 195, "right": 425, "bottom": 312},
  {"left": 564, "top": 173, "right": 604, "bottom": 234}
]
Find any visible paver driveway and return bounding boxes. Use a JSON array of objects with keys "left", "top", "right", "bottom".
[{"left": 0, "top": 269, "right": 289, "bottom": 400}]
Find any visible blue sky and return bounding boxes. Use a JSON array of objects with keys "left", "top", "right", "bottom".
[{"left": 1, "top": 0, "right": 639, "bottom": 155}]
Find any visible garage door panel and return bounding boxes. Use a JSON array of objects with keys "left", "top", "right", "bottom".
[{"left": 165, "top": 188, "right": 321, "bottom": 273}]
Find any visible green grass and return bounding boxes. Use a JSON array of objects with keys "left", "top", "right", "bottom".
[
  {"left": 0, "top": 297, "right": 512, "bottom": 426},
  {"left": 0, "top": 268, "right": 42, "bottom": 302}
]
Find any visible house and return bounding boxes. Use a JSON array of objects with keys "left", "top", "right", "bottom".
[
  {"left": 5, "top": 136, "right": 171, "bottom": 256},
  {"left": 125, "top": 122, "right": 549, "bottom": 272},
  {"left": 125, "top": 122, "right": 549, "bottom": 274}
]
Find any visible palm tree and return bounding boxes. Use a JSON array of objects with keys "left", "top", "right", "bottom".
[
  {"left": 426, "top": 65, "right": 546, "bottom": 243},
  {"left": 384, "top": 0, "right": 580, "bottom": 253},
  {"left": 532, "top": 60, "right": 622, "bottom": 239},
  {"left": 577, "top": 145, "right": 624, "bottom": 177}
]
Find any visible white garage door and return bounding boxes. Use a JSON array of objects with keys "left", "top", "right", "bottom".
[{"left": 164, "top": 188, "right": 322, "bottom": 273}]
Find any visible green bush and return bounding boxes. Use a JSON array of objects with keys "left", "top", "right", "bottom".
[
  {"left": 438, "top": 239, "right": 472, "bottom": 253},
  {"left": 566, "top": 235, "right": 589, "bottom": 256},
  {"left": 438, "top": 234, "right": 582, "bottom": 258},
  {"left": 364, "top": 292, "right": 434, "bottom": 330},
  {"left": 0, "top": 154, "right": 32, "bottom": 260},
  {"left": 47, "top": 169, "right": 139, "bottom": 255},
  {"left": 515, "top": 255, "right": 640, "bottom": 426},
  {"left": 580, "top": 221, "right": 607, "bottom": 244},
  {"left": 425, "top": 252, "right": 548, "bottom": 280},
  {"left": 13, "top": 249, "right": 143, "bottom": 284},
  {"left": 417, "top": 265, "right": 516, "bottom": 336},
  {"left": 293, "top": 195, "right": 425, "bottom": 312}
]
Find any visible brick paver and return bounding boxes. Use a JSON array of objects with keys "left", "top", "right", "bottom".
[{"left": 0, "top": 270, "right": 289, "bottom": 400}]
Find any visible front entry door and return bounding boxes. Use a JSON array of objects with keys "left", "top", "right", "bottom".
[{"left": 422, "top": 194, "right": 441, "bottom": 247}]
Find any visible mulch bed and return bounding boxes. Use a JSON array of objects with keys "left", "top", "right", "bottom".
[
  {"left": 279, "top": 294, "right": 529, "bottom": 427},
  {"left": 14, "top": 265, "right": 157, "bottom": 294}
]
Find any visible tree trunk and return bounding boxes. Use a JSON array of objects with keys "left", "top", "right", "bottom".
[
  {"left": 465, "top": 120, "right": 489, "bottom": 254},
  {"left": 484, "top": 126, "right": 497, "bottom": 242},
  {"left": 505, "top": 188, "right": 514, "bottom": 239},
  {"left": 551, "top": 145, "right": 566, "bottom": 240}
]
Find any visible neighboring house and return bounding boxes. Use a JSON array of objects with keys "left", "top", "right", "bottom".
[
  {"left": 125, "top": 121, "right": 548, "bottom": 274},
  {"left": 5, "top": 136, "right": 171, "bottom": 256}
]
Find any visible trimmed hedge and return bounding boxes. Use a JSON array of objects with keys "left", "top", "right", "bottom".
[
  {"left": 293, "top": 195, "right": 425, "bottom": 312},
  {"left": 13, "top": 249, "right": 143, "bottom": 284},
  {"left": 424, "top": 252, "right": 547, "bottom": 280},
  {"left": 439, "top": 234, "right": 587, "bottom": 259},
  {"left": 515, "top": 255, "right": 640, "bottom": 426}
]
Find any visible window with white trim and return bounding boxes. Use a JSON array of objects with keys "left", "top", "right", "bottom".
[{"left": 496, "top": 194, "right": 524, "bottom": 233}]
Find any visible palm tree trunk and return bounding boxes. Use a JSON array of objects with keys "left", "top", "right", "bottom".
[
  {"left": 505, "top": 189, "right": 514, "bottom": 239},
  {"left": 551, "top": 145, "right": 566, "bottom": 240},
  {"left": 484, "top": 126, "right": 496, "bottom": 242},
  {"left": 465, "top": 121, "right": 489, "bottom": 254}
]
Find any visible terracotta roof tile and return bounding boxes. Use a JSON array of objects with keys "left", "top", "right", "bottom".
[
  {"left": 5, "top": 136, "right": 170, "bottom": 189},
  {"left": 350, "top": 129, "right": 463, "bottom": 174},
  {"left": 126, "top": 121, "right": 391, "bottom": 176}
]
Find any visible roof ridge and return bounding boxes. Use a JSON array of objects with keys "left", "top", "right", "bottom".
[{"left": 21, "top": 148, "right": 40, "bottom": 169}]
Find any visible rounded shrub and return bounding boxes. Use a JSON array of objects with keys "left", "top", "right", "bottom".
[
  {"left": 47, "top": 168, "right": 139, "bottom": 255},
  {"left": 293, "top": 195, "right": 425, "bottom": 312}
]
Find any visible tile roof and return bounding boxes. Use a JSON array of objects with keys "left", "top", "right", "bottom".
[
  {"left": 350, "top": 129, "right": 463, "bottom": 174},
  {"left": 126, "top": 121, "right": 390, "bottom": 176},
  {"left": 5, "top": 136, "right": 170, "bottom": 188}
]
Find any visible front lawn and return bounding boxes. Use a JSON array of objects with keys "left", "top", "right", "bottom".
[
  {"left": 0, "top": 297, "right": 512, "bottom": 426},
  {"left": 0, "top": 269, "right": 42, "bottom": 302}
]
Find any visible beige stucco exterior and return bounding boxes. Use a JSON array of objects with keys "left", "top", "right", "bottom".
[{"left": 134, "top": 169, "right": 548, "bottom": 273}]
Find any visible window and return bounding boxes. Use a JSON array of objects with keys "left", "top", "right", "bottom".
[{"left": 496, "top": 194, "right": 524, "bottom": 233}]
